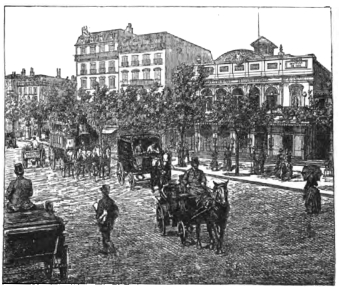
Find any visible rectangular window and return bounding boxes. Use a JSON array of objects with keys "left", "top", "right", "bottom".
[
  {"left": 154, "top": 69, "right": 161, "bottom": 80},
  {"left": 122, "top": 72, "right": 128, "bottom": 82},
  {"left": 109, "top": 43, "right": 115, "bottom": 51},
  {"left": 81, "top": 46, "right": 86, "bottom": 54},
  {"left": 122, "top": 56, "right": 128, "bottom": 67},
  {"left": 99, "top": 77, "right": 105, "bottom": 87},
  {"left": 132, "top": 55, "right": 139, "bottom": 66},
  {"left": 90, "top": 62, "right": 96, "bottom": 74},
  {"left": 234, "top": 65, "right": 244, "bottom": 71},
  {"left": 99, "top": 61, "right": 105, "bottom": 73},
  {"left": 267, "top": 63, "right": 278, "bottom": 69},
  {"left": 122, "top": 56, "right": 128, "bottom": 62},
  {"left": 90, "top": 46, "right": 96, "bottom": 54},
  {"left": 99, "top": 44, "right": 105, "bottom": 53},
  {"left": 90, "top": 77, "right": 97, "bottom": 89},
  {"left": 142, "top": 54, "right": 151, "bottom": 66},
  {"left": 33, "top": 87, "right": 37, "bottom": 94},
  {"left": 219, "top": 66, "right": 229, "bottom": 72},
  {"left": 81, "top": 78, "right": 87, "bottom": 89},
  {"left": 155, "top": 53, "right": 161, "bottom": 59},
  {"left": 143, "top": 70, "right": 150, "bottom": 79},
  {"left": 109, "top": 77, "right": 115, "bottom": 89},
  {"left": 250, "top": 63, "right": 260, "bottom": 70},
  {"left": 29, "top": 87, "right": 32, "bottom": 94},
  {"left": 132, "top": 71, "right": 139, "bottom": 80},
  {"left": 109, "top": 61, "right": 115, "bottom": 72}
]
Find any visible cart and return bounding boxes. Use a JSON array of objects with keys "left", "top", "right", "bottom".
[
  {"left": 21, "top": 146, "right": 45, "bottom": 169},
  {"left": 116, "top": 133, "right": 170, "bottom": 191},
  {"left": 4, "top": 207, "right": 69, "bottom": 282}
]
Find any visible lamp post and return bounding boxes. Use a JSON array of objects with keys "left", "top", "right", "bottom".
[
  {"left": 248, "top": 138, "right": 253, "bottom": 173},
  {"left": 213, "top": 132, "right": 218, "bottom": 153},
  {"left": 231, "top": 137, "right": 235, "bottom": 154}
]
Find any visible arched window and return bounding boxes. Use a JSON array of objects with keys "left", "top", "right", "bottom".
[
  {"left": 265, "top": 86, "right": 278, "bottom": 109},
  {"left": 142, "top": 68, "right": 150, "bottom": 80},
  {"left": 216, "top": 88, "right": 227, "bottom": 101},
  {"left": 132, "top": 70, "right": 139, "bottom": 80},
  {"left": 232, "top": 88, "right": 244, "bottom": 97},
  {"left": 154, "top": 68, "right": 161, "bottom": 81},
  {"left": 289, "top": 84, "right": 304, "bottom": 107},
  {"left": 201, "top": 88, "right": 213, "bottom": 112}
]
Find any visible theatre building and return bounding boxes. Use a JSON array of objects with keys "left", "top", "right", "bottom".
[{"left": 187, "top": 36, "right": 331, "bottom": 160}]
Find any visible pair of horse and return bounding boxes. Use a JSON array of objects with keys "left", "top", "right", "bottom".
[
  {"left": 65, "top": 146, "right": 111, "bottom": 180},
  {"left": 184, "top": 180, "right": 230, "bottom": 255}
]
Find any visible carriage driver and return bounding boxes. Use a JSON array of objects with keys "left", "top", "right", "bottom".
[{"left": 181, "top": 157, "right": 209, "bottom": 202}]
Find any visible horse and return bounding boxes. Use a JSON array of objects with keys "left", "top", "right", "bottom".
[
  {"left": 195, "top": 180, "right": 230, "bottom": 254},
  {"left": 63, "top": 149, "right": 76, "bottom": 177},
  {"left": 74, "top": 149, "right": 93, "bottom": 180}
]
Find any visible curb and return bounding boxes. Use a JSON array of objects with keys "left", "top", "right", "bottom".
[{"left": 173, "top": 167, "right": 334, "bottom": 198}]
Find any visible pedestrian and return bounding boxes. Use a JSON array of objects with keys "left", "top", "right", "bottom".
[
  {"left": 275, "top": 148, "right": 285, "bottom": 177},
  {"left": 250, "top": 147, "right": 259, "bottom": 174},
  {"left": 223, "top": 146, "right": 232, "bottom": 171},
  {"left": 95, "top": 185, "right": 119, "bottom": 255},
  {"left": 5, "top": 163, "right": 36, "bottom": 212},
  {"left": 185, "top": 142, "right": 190, "bottom": 164},
  {"left": 31, "top": 136, "right": 39, "bottom": 150},
  {"left": 258, "top": 147, "right": 267, "bottom": 175}
]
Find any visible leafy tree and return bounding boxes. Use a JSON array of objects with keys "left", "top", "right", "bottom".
[
  {"left": 210, "top": 92, "right": 257, "bottom": 175},
  {"left": 84, "top": 82, "right": 120, "bottom": 148},
  {"left": 161, "top": 63, "right": 209, "bottom": 167},
  {"left": 5, "top": 92, "right": 21, "bottom": 133}
]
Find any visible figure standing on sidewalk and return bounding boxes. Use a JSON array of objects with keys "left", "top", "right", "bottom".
[
  {"left": 250, "top": 148, "right": 260, "bottom": 174},
  {"left": 95, "top": 185, "right": 119, "bottom": 255},
  {"left": 223, "top": 146, "right": 232, "bottom": 172},
  {"left": 258, "top": 147, "right": 267, "bottom": 175}
]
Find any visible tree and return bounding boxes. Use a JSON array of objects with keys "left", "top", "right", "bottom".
[
  {"left": 5, "top": 92, "right": 21, "bottom": 133},
  {"left": 161, "top": 63, "right": 208, "bottom": 167},
  {"left": 84, "top": 82, "right": 120, "bottom": 148},
  {"left": 210, "top": 92, "right": 257, "bottom": 175}
]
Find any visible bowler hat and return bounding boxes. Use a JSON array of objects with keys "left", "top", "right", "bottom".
[
  {"left": 14, "top": 163, "right": 24, "bottom": 175},
  {"left": 191, "top": 157, "right": 200, "bottom": 166},
  {"left": 100, "top": 184, "right": 110, "bottom": 194}
]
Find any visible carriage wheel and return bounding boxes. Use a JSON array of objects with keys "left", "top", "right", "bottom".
[
  {"left": 128, "top": 173, "right": 135, "bottom": 191},
  {"left": 59, "top": 246, "right": 69, "bottom": 281},
  {"left": 156, "top": 204, "right": 166, "bottom": 236},
  {"left": 177, "top": 221, "right": 187, "bottom": 245},
  {"left": 116, "top": 162, "right": 125, "bottom": 185}
]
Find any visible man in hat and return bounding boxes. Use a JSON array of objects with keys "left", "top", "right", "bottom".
[
  {"left": 275, "top": 148, "right": 285, "bottom": 176},
  {"left": 31, "top": 136, "right": 39, "bottom": 150},
  {"left": 181, "top": 157, "right": 208, "bottom": 201},
  {"left": 5, "top": 163, "right": 36, "bottom": 212},
  {"left": 95, "top": 185, "right": 119, "bottom": 255}
]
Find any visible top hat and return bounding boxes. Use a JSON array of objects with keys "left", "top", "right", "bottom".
[
  {"left": 100, "top": 184, "right": 110, "bottom": 194},
  {"left": 191, "top": 157, "right": 200, "bottom": 166},
  {"left": 14, "top": 163, "right": 24, "bottom": 175}
]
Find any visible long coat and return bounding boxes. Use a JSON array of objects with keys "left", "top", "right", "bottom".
[
  {"left": 96, "top": 195, "right": 119, "bottom": 232},
  {"left": 6, "top": 176, "right": 35, "bottom": 212}
]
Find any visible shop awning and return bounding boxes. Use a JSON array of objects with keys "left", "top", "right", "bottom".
[{"left": 102, "top": 127, "right": 118, "bottom": 134}]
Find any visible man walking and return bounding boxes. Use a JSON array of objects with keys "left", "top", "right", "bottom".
[
  {"left": 95, "top": 185, "right": 119, "bottom": 255},
  {"left": 6, "top": 163, "right": 36, "bottom": 212}
]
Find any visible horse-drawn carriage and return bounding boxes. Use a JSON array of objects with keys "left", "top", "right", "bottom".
[
  {"left": 155, "top": 178, "right": 230, "bottom": 254},
  {"left": 49, "top": 122, "right": 111, "bottom": 180},
  {"left": 116, "top": 133, "right": 171, "bottom": 191},
  {"left": 21, "top": 144, "right": 46, "bottom": 169},
  {"left": 4, "top": 204, "right": 69, "bottom": 282}
]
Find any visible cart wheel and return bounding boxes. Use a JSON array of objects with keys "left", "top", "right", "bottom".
[
  {"left": 44, "top": 260, "right": 53, "bottom": 279},
  {"left": 128, "top": 173, "right": 135, "bottom": 191},
  {"left": 156, "top": 204, "right": 166, "bottom": 236},
  {"left": 59, "top": 245, "right": 69, "bottom": 281},
  {"left": 116, "top": 162, "right": 125, "bottom": 185},
  {"left": 177, "top": 221, "right": 187, "bottom": 245}
]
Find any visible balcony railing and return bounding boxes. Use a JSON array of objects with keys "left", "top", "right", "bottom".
[
  {"left": 108, "top": 67, "right": 116, "bottom": 73},
  {"left": 129, "top": 79, "right": 155, "bottom": 86},
  {"left": 80, "top": 70, "right": 87, "bottom": 75},
  {"left": 153, "top": 58, "right": 163, "bottom": 65},
  {"left": 90, "top": 69, "right": 97, "bottom": 74},
  {"left": 131, "top": 61, "right": 140, "bottom": 66},
  {"left": 121, "top": 61, "right": 129, "bottom": 67},
  {"left": 74, "top": 50, "right": 119, "bottom": 62},
  {"left": 142, "top": 59, "right": 151, "bottom": 66},
  {"left": 99, "top": 68, "right": 106, "bottom": 73}
]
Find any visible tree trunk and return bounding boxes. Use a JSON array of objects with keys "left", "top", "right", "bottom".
[
  {"left": 12, "top": 120, "right": 16, "bottom": 134},
  {"left": 99, "top": 130, "right": 103, "bottom": 149},
  {"left": 235, "top": 131, "right": 240, "bottom": 176},
  {"left": 178, "top": 126, "right": 186, "bottom": 167},
  {"left": 37, "top": 122, "right": 42, "bottom": 139}
]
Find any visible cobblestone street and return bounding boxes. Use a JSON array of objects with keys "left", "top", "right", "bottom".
[{"left": 3, "top": 144, "right": 335, "bottom": 284}]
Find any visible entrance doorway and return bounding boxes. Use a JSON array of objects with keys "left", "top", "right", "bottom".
[{"left": 282, "top": 135, "right": 293, "bottom": 152}]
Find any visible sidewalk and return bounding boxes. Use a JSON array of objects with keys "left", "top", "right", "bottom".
[{"left": 172, "top": 157, "right": 334, "bottom": 198}]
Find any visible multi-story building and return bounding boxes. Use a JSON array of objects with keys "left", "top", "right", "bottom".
[
  {"left": 74, "top": 24, "right": 213, "bottom": 92},
  {"left": 190, "top": 36, "right": 332, "bottom": 160},
  {"left": 5, "top": 67, "right": 67, "bottom": 137}
]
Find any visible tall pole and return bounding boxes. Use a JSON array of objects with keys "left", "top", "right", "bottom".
[{"left": 258, "top": 8, "right": 260, "bottom": 38}]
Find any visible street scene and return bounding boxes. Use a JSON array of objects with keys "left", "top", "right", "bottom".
[{"left": 3, "top": 5, "right": 335, "bottom": 285}]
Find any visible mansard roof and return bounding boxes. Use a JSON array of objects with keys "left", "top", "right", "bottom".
[
  {"left": 215, "top": 49, "right": 264, "bottom": 64},
  {"left": 75, "top": 29, "right": 124, "bottom": 46}
]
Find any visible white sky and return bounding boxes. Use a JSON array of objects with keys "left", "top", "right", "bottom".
[{"left": 4, "top": 5, "right": 332, "bottom": 78}]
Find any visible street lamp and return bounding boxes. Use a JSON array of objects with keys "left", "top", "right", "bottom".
[
  {"left": 231, "top": 137, "right": 235, "bottom": 153},
  {"left": 248, "top": 138, "right": 253, "bottom": 154},
  {"left": 213, "top": 132, "right": 218, "bottom": 153}
]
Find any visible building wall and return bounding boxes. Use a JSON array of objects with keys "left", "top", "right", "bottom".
[{"left": 164, "top": 34, "right": 213, "bottom": 87}]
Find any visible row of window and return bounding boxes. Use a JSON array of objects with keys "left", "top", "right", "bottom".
[
  {"left": 18, "top": 87, "right": 37, "bottom": 95},
  {"left": 121, "top": 68, "right": 161, "bottom": 82},
  {"left": 121, "top": 53, "right": 163, "bottom": 67},
  {"left": 80, "top": 76, "right": 116, "bottom": 89},
  {"left": 80, "top": 61, "right": 116, "bottom": 74},
  {"left": 80, "top": 43, "right": 115, "bottom": 55}
]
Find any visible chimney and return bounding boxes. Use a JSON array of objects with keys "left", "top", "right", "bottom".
[
  {"left": 57, "top": 68, "right": 61, "bottom": 78},
  {"left": 125, "top": 23, "right": 133, "bottom": 34},
  {"left": 30, "top": 67, "right": 34, "bottom": 76},
  {"left": 21, "top": 68, "right": 26, "bottom": 76}
]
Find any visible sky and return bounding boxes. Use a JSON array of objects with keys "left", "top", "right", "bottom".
[{"left": 4, "top": 5, "right": 332, "bottom": 79}]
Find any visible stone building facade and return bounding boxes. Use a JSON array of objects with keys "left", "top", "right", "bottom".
[{"left": 179, "top": 36, "right": 331, "bottom": 160}]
